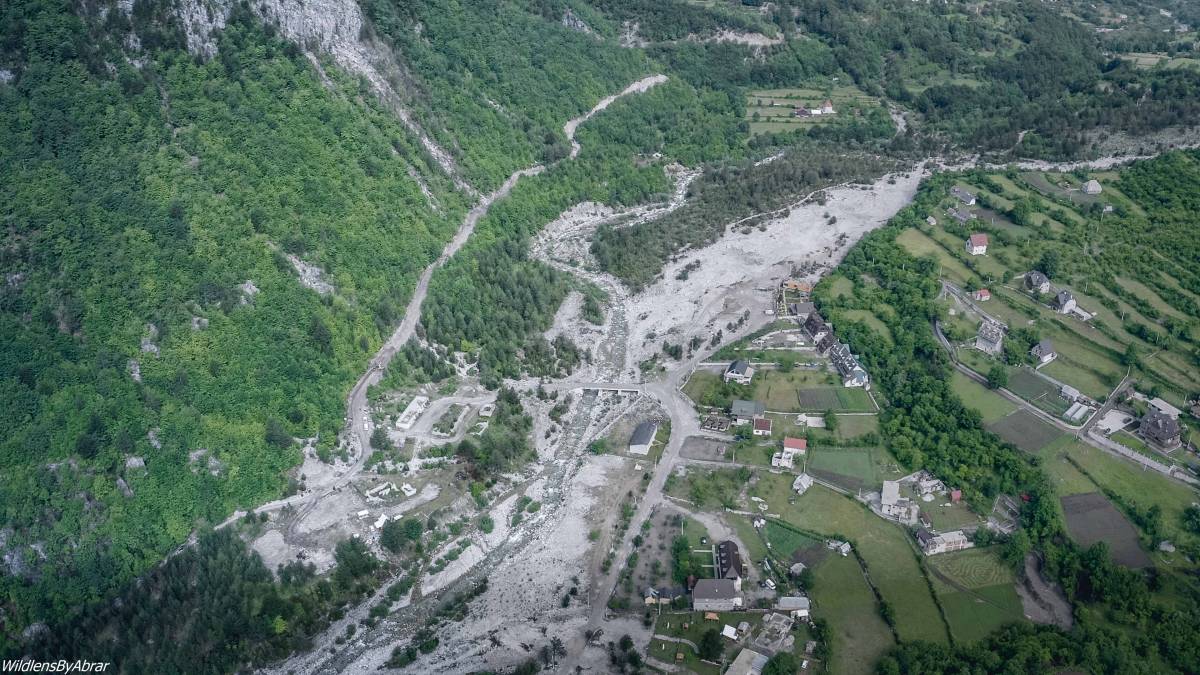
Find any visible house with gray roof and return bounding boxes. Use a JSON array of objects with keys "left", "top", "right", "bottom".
[
  {"left": 731, "top": 399, "right": 766, "bottom": 424},
  {"left": 692, "top": 578, "right": 744, "bottom": 611},
  {"left": 1052, "top": 290, "right": 1077, "bottom": 314},
  {"left": 951, "top": 186, "right": 977, "bottom": 205},
  {"left": 724, "top": 359, "right": 755, "bottom": 385},
  {"left": 976, "top": 321, "right": 1004, "bottom": 355},
  {"left": 628, "top": 421, "right": 658, "bottom": 456},
  {"left": 830, "top": 342, "right": 869, "bottom": 388},
  {"left": 1025, "top": 271, "right": 1051, "bottom": 294},
  {"left": 1140, "top": 407, "right": 1182, "bottom": 450},
  {"left": 1031, "top": 339, "right": 1057, "bottom": 365}
]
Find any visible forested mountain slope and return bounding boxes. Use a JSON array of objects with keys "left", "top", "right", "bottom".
[
  {"left": 2, "top": 0, "right": 1200, "bottom": 666},
  {"left": 0, "top": 0, "right": 469, "bottom": 642}
]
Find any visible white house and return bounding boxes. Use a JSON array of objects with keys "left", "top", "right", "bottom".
[
  {"left": 965, "top": 233, "right": 989, "bottom": 256},
  {"left": 792, "top": 473, "right": 814, "bottom": 495},
  {"left": 1025, "top": 271, "right": 1051, "bottom": 295},
  {"left": 724, "top": 359, "right": 756, "bottom": 385},
  {"left": 772, "top": 437, "right": 807, "bottom": 470},
  {"left": 950, "top": 186, "right": 977, "bottom": 205},
  {"left": 693, "top": 579, "right": 743, "bottom": 612},
  {"left": 830, "top": 342, "right": 869, "bottom": 388},
  {"left": 880, "top": 480, "right": 916, "bottom": 523},
  {"left": 975, "top": 321, "right": 1004, "bottom": 355},
  {"left": 1052, "top": 290, "right": 1077, "bottom": 314},
  {"left": 921, "top": 530, "right": 973, "bottom": 555},
  {"left": 1031, "top": 339, "right": 1057, "bottom": 366},
  {"left": 753, "top": 417, "right": 773, "bottom": 437},
  {"left": 775, "top": 596, "right": 811, "bottom": 620}
]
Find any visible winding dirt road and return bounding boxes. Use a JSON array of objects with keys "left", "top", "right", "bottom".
[{"left": 263, "top": 74, "right": 669, "bottom": 674}]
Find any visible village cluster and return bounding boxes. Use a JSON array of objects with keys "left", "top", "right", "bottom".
[{"left": 941, "top": 183, "right": 1190, "bottom": 452}]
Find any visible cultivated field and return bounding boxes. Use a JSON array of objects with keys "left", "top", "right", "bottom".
[
  {"left": 987, "top": 409, "right": 1063, "bottom": 452},
  {"left": 806, "top": 446, "right": 901, "bottom": 492},
  {"left": 1060, "top": 492, "right": 1152, "bottom": 569},
  {"left": 763, "top": 484, "right": 949, "bottom": 644},
  {"left": 950, "top": 371, "right": 1017, "bottom": 422},
  {"left": 1036, "top": 437, "right": 1200, "bottom": 545},
  {"left": 926, "top": 548, "right": 1025, "bottom": 643},
  {"left": 796, "top": 387, "right": 875, "bottom": 412},
  {"left": 926, "top": 168, "right": 1200, "bottom": 405},
  {"left": 810, "top": 553, "right": 895, "bottom": 675},
  {"left": 744, "top": 85, "right": 879, "bottom": 137},
  {"left": 1006, "top": 369, "right": 1071, "bottom": 417}
]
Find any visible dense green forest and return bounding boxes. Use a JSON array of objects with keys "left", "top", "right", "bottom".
[
  {"left": 4, "top": 0, "right": 1200, "bottom": 666},
  {"left": 422, "top": 77, "right": 744, "bottom": 381},
  {"left": 0, "top": 0, "right": 465, "bottom": 644},
  {"left": 28, "top": 529, "right": 387, "bottom": 672},
  {"left": 593, "top": 0, "right": 1200, "bottom": 157},
  {"left": 359, "top": 0, "right": 652, "bottom": 190}
]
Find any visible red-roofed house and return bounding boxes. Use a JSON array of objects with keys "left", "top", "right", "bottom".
[
  {"left": 783, "top": 437, "right": 807, "bottom": 453},
  {"left": 773, "top": 437, "right": 807, "bottom": 470},
  {"left": 753, "top": 417, "right": 773, "bottom": 437},
  {"left": 965, "top": 233, "right": 989, "bottom": 256},
  {"left": 973, "top": 289, "right": 991, "bottom": 302}
]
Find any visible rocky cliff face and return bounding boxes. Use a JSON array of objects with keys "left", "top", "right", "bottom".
[{"left": 172, "top": 0, "right": 470, "bottom": 191}]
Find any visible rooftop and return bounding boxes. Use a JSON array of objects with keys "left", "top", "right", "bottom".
[
  {"left": 732, "top": 400, "right": 765, "bottom": 418},
  {"left": 882, "top": 480, "right": 900, "bottom": 505},
  {"left": 783, "top": 437, "right": 807, "bottom": 451},
  {"left": 630, "top": 421, "right": 658, "bottom": 447},
  {"left": 693, "top": 578, "right": 741, "bottom": 601}
]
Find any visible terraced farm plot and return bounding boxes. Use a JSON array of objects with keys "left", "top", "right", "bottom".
[
  {"left": 987, "top": 409, "right": 1063, "bottom": 452},
  {"left": 935, "top": 582, "right": 1026, "bottom": 643},
  {"left": 895, "top": 229, "right": 973, "bottom": 284},
  {"left": 752, "top": 369, "right": 839, "bottom": 411},
  {"left": 796, "top": 387, "right": 875, "bottom": 412},
  {"left": 1061, "top": 492, "right": 1152, "bottom": 569},
  {"left": 928, "top": 548, "right": 1013, "bottom": 589},
  {"left": 1006, "top": 369, "right": 1071, "bottom": 417},
  {"left": 1038, "top": 437, "right": 1200, "bottom": 543}
]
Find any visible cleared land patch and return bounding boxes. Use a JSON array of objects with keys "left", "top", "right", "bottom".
[
  {"left": 1060, "top": 492, "right": 1152, "bottom": 569},
  {"left": 987, "top": 409, "right": 1062, "bottom": 452},
  {"left": 807, "top": 447, "right": 897, "bottom": 492},
  {"left": 795, "top": 387, "right": 875, "bottom": 412},
  {"left": 950, "top": 371, "right": 1016, "bottom": 422},
  {"left": 1006, "top": 369, "right": 1071, "bottom": 417},
  {"left": 810, "top": 553, "right": 895, "bottom": 675}
]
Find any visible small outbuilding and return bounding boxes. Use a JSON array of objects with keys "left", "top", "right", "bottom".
[{"left": 628, "top": 421, "right": 658, "bottom": 456}]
